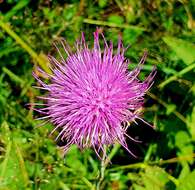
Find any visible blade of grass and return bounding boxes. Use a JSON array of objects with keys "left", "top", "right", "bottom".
[
  {"left": 4, "top": 0, "right": 30, "bottom": 21},
  {"left": 0, "top": 141, "right": 12, "bottom": 178},
  {"left": 81, "top": 177, "right": 95, "bottom": 190},
  {"left": 0, "top": 18, "right": 50, "bottom": 73},
  {"left": 14, "top": 142, "right": 29, "bottom": 187},
  {"left": 83, "top": 18, "right": 145, "bottom": 30},
  {"left": 3, "top": 67, "right": 25, "bottom": 86},
  {"left": 0, "top": 122, "right": 29, "bottom": 188}
]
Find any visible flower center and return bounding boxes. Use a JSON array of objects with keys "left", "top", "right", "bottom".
[{"left": 91, "top": 93, "right": 110, "bottom": 113}]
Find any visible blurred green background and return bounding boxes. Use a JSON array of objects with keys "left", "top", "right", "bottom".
[{"left": 0, "top": 0, "right": 195, "bottom": 190}]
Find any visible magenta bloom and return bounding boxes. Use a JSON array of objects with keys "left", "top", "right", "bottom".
[{"left": 33, "top": 30, "right": 156, "bottom": 157}]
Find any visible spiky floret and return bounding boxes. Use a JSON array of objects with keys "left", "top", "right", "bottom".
[{"left": 33, "top": 30, "right": 156, "bottom": 157}]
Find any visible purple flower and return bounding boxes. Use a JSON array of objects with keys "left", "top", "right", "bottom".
[{"left": 33, "top": 30, "right": 156, "bottom": 157}]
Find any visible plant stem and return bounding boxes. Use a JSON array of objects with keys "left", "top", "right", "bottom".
[
  {"left": 109, "top": 153, "right": 195, "bottom": 171},
  {"left": 0, "top": 18, "right": 50, "bottom": 73},
  {"left": 158, "top": 62, "right": 195, "bottom": 89},
  {"left": 96, "top": 147, "right": 107, "bottom": 190},
  {"left": 147, "top": 92, "right": 187, "bottom": 123},
  {"left": 95, "top": 144, "right": 120, "bottom": 190},
  {"left": 3, "top": 67, "right": 25, "bottom": 86},
  {"left": 105, "top": 143, "right": 120, "bottom": 166},
  {"left": 83, "top": 18, "right": 145, "bottom": 30}
]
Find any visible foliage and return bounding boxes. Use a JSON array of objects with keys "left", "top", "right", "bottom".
[{"left": 0, "top": 0, "right": 195, "bottom": 189}]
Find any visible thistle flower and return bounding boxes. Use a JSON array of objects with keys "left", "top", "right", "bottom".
[{"left": 33, "top": 30, "right": 156, "bottom": 157}]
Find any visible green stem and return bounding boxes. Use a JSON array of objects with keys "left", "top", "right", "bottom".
[
  {"left": 81, "top": 177, "right": 95, "bottom": 190},
  {"left": 147, "top": 92, "right": 187, "bottom": 123},
  {"left": 83, "top": 18, "right": 145, "bottom": 30},
  {"left": 3, "top": 67, "right": 25, "bottom": 86},
  {"left": 95, "top": 144, "right": 120, "bottom": 190},
  {"left": 105, "top": 143, "right": 120, "bottom": 166},
  {"left": 109, "top": 153, "right": 195, "bottom": 171},
  {"left": 96, "top": 147, "right": 107, "bottom": 190},
  {"left": 114, "top": 0, "right": 124, "bottom": 11},
  {"left": 0, "top": 18, "right": 50, "bottom": 73},
  {"left": 158, "top": 62, "right": 195, "bottom": 89}
]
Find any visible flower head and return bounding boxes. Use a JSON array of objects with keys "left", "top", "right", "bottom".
[{"left": 33, "top": 30, "right": 156, "bottom": 157}]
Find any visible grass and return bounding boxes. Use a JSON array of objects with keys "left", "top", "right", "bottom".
[{"left": 0, "top": 1, "right": 195, "bottom": 190}]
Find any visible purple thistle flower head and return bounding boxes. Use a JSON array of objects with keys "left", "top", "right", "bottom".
[{"left": 33, "top": 30, "right": 156, "bottom": 157}]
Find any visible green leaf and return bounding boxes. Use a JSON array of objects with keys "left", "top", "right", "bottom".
[
  {"left": 179, "top": 163, "right": 190, "bottom": 180},
  {"left": 65, "top": 145, "right": 87, "bottom": 175},
  {"left": 175, "top": 131, "right": 190, "bottom": 148},
  {"left": 107, "top": 15, "right": 124, "bottom": 25},
  {"left": 98, "top": 0, "right": 107, "bottom": 8},
  {"left": 4, "top": 0, "right": 30, "bottom": 21},
  {"left": 0, "top": 122, "right": 29, "bottom": 190},
  {"left": 125, "top": 10, "right": 136, "bottom": 23},
  {"left": 178, "top": 145, "right": 194, "bottom": 164},
  {"left": 123, "top": 28, "right": 143, "bottom": 44},
  {"left": 175, "top": 131, "right": 193, "bottom": 163},
  {"left": 133, "top": 166, "right": 170, "bottom": 190},
  {"left": 166, "top": 104, "right": 176, "bottom": 115},
  {"left": 163, "top": 37, "right": 195, "bottom": 65},
  {"left": 187, "top": 106, "right": 195, "bottom": 141},
  {"left": 0, "top": 45, "right": 20, "bottom": 58},
  {"left": 144, "top": 166, "right": 170, "bottom": 189},
  {"left": 62, "top": 5, "right": 77, "bottom": 21},
  {"left": 133, "top": 184, "right": 145, "bottom": 190},
  {"left": 177, "top": 170, "right": 195, "bottom": 190}
]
